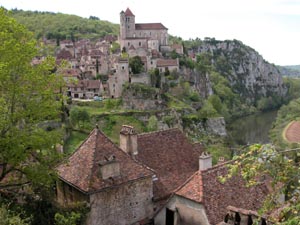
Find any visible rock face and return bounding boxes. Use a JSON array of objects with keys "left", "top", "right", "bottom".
[
  {"left": 122, "top": 83, "right": 167, "bottom": 110},
  {"left": 195, "top": 39, "right": 287, "bottom": 103}
]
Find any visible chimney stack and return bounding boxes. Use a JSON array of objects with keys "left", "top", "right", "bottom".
[
  {"left": 199, "top": 152, "right": 212, "bottom": 171},
  {"left": 119, "top": 125, "right": 138, "bottom": 156}
]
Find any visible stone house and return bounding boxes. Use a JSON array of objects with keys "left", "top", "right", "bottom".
[
  {"left": 155, "top": 59, "right": 179, "bottom": 74},
  {"left": 154, "top": 153, "right": 270, "bottom": 225},
  {"left": 120, "top": 127, "right": 203, "bottom": 204},
  {"left": 67, "top": 80, "right": 103, "bottom": 99},
  {"left": 107, "top": 57, "right": 130, "bottom": 98},
  {"left": 56, "top": 127, "right": 154, "bottom": 225}
]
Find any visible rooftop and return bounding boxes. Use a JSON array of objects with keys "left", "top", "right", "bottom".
[
  {"left": 57, "top": 128, "right": 153, "bottom": 194},
  {"left": 176, "top": 162, "right": 269, "bottom": 224},
  {"left": 136, "top": 128, "right": 203, "bottom": 200}
]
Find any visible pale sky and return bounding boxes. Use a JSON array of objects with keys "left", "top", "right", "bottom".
[{"left": 1, "top": 0, "right": 300, "bottom": 66}]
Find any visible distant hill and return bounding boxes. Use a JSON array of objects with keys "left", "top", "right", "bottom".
[
  {"left": 10, "top": 9, "right": 119, "bottom": 40},
  {"left": 278, "top": 65, "right": 300, "bottom": 77}
]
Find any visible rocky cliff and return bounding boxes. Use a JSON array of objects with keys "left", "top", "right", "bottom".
[{"left": 192, "top": 39, "right": 287, "bottom": 103}]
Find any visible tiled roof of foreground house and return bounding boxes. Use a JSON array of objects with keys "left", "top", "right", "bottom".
[
  {"left": 136, "top": 128, "right": 203, "bottom": 200},
  {"left": 57, "top": 128, "right": 153, "bottom": 193},
  {"left": 176, "top": 162, "right": 269, "bottom": 224}
]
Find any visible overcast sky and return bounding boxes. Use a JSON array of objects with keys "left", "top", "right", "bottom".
[{"left": 1, "top": 0, "right": 300, "bottom": 66}]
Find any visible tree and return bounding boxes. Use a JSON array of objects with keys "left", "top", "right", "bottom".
[
  {"left": 70, "top": 107, "right": 90, "bottom": 129},
  {"left": 0, "top": 8, "right": 63, "bottom": 192},
  {"left": 222, "top": 144, "right": 300, "bottom": 223},
  {"left": 129, "top": 56, "right": 144, "bottom": 74}
]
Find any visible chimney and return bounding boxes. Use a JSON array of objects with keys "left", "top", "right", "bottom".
[
  {"left": 199, "top": 152, "right": 212, "bottom": 171},
  {"left": 119, "top": 125, "right": 138, "bottom": 156}
]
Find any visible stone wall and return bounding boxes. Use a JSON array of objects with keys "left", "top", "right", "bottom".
[
  {"left": 86, "top": 177, "right": 153, "bottom": 225},
  {"left": 56, "top": 180, "right": 88, "bottom": 206},
  {"left": 154, "top": 195, "right": 209, "bottom": 225}
]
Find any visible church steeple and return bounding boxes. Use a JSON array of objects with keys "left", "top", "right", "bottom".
[{"left": 120, "top": 8, "right": 135, "bottom": 39}]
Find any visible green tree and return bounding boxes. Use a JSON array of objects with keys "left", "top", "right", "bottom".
[
  {"left": 147, "top": 115, "right": 158, "bottom": 131},
  {"left": 0, "top": 205, "right": 30, "bottom": 225},
  {"left": 0, "top": 8, "right": 63, "bottom": 192},
  {"left": 129, "top": 56, "right": 144, "bottom": 74},
  {"left": 70, "top": 107, "right": 90, "bottom": 129},
  {"left": 222, "top": 144, "right": 300, "bottom": 223}
]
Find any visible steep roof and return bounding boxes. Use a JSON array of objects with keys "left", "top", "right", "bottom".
[
  {"left": 176, "top": 163, "right": 269, "bottom": 224},
  {"left": 135, "top": 23, "right": 167, "bottom": 30},
  {"left": 125, "top": 8, "right": 135, "bottom": 17},
  {"left": 136, "top": 128, "right": 203, "bottom": 200},
  {"left": 156, "top": 59, "right": 178, "bottom": 67},
  {"left": 57, "top": 128, "right": 153, "bottom": 194}
]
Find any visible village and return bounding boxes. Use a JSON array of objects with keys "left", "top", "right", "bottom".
[
  {"left": 54, "top": 8, "right": 275, "bottom": 225},
  {"left": 49, "top": 8, "right": 182, "bottom": 101}
]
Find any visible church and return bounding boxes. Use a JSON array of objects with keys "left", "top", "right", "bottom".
[{"left": 119, "top": 8, "right": 169, "bottom": 53}]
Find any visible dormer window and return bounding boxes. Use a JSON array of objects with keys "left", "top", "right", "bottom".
[{"left": 99, "top": 155, "right": 120, "bottom": 179}]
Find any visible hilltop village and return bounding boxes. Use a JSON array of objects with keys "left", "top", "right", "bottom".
[
  {"left": 50, "top": 8, "right": 181, "bottom": 100},
  {"left": 53, "top": 8, "right": 276, "bottom": 225}
]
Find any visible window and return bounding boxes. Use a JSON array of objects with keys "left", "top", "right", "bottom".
[
  {"left": 139, "top": 42, "right": 141, "bottom": 46},
  {"left": 122, "top": 66, "right": 125, "bottom": 70},
  {"left": 128, "top": 42, "right": 130, "bottom": 46}
]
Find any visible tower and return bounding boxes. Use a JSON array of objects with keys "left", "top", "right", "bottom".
[{"left": 120, "top": 8, "right": 135, "bottom": 39}]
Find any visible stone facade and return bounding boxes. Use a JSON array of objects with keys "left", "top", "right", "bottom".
[
  {"left": 119, "top": 8, "right": 168, "bottom": 52},
  {"left": 56, "top": 128, "right": 154, "bottom": 225},
  {"left": 86, "top": 178, "right": 153, "bottom": 225}
]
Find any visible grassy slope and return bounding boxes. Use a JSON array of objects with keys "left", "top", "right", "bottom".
[{"left": 10, "top": 9, "right": 119, "bottom": 40}]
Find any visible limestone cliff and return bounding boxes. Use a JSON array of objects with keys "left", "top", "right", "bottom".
[{"left": 193, "top": 39, "right": 287, "bottom": 103}]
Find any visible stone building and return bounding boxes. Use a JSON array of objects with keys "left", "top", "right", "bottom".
[
  {"left": 56, "top": 127, "right": 154, "bottom": 225},
  {"left": 132, "top": 128, "right": 203, "bottom": 203},
  {"left": 119, "top": 8, "right": 168, "bottom": 53},
  {"left": 154, "top": 154, "right": 270, "bottom": 225},
  {"left": 67, "top": 80, "right": 103, "bottom": 99},
  {"left": 107, "top": 57, "right": 130, "bottom": 98}
]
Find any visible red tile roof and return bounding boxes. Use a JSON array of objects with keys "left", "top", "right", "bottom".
[
  {"left": 176, "top": 162, "right": 269, "bottom": 224},
  {"left": 156, "top": 59, "right": 178, "bottom": 67},
  {"left": 57, "top": 128, "right": 153, "bottom": 193},
  {"left": 67, "top": 80, "right": 101, "bottom": 89},
  {"left": 135, "top": 23, "right": 167, "bottom": 30},
  {"left": 136, "top": 128, "right": 203, "bottom": 200},
  {"left": 125, "top": 8, "right": 135, "bottom": 17}
]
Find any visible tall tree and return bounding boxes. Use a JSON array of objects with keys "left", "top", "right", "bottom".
[{"left": 0, "top": 8, "right": 63, "bottom": 192}]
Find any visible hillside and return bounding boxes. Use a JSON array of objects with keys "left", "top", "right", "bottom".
[
  {"left": 278, "top": 65, "right": 300, "bottom": 77},
  {"left": 10, "top": 9, "right": 119, "bottom": 40},
  {"left": 183, "top": 38, "right": 287, "bottom": 114}
]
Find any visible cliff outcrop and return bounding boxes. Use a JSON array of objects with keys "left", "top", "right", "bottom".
[{"left": 192, "top": 39, "right": 287, "bottom": 103}]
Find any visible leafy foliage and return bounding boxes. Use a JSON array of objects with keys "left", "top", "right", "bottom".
[
  {"left": 129, "top": 56, "right": 144, "bottom": 74},
  {"left": 222, "top": 144, "right": 300, "bottom": 223},
  {"left": 10, "top": 9, "right": 118, "bottom": 40},
  {"left": 0, "top": 8, "right": 63, "bottom": 191}
]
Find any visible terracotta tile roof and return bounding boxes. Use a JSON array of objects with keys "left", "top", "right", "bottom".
[
  {"left": 135, "top": 23, "right": 167, "bottom": 30},
  {"left": 136, "top": 128, "right": 203, "bottom": 200},
  {"left": 67, "top": 80, "right": 101, "bottom": 89},
  {"left": 129, "top": 45, "right": 136, "bottom": 50},
  {"left": 125, "top": 8, "right": 135, "bottom": 17},
  {"left": 176, "top": 162, "right": 269, "bottom": 224},
  {"left": 62, "top": 69, "right": 80, "bottom": 78},
  {"left": 156, "top": 59, "right": 178, "bottom": 67},
  {"left": 56, "top": 49, "right": 73, "bottom": 60},
  {"left": 57, "top": 128, "right": 153, "bottom": 193}
]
